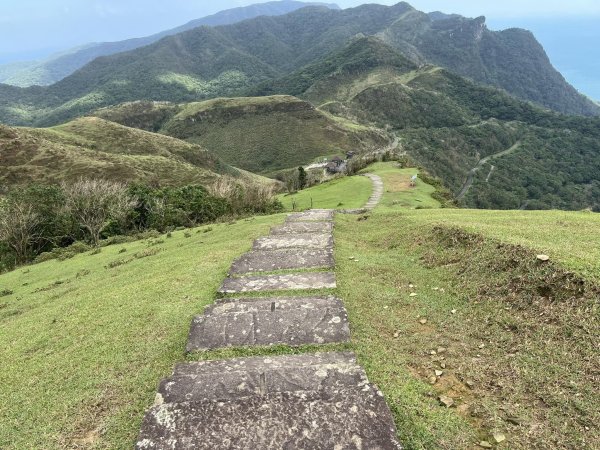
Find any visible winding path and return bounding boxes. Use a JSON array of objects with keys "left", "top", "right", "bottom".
[
  {"left": 339, "top": 173, "right": 384, "bottom": 214},
  {"left": 457, "top": 141, "right": 521, "bottom": 200},
  {"left": 135, "top": 208, "right": 401, "bottom": 449}
]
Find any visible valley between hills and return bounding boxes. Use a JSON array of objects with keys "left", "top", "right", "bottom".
[{"left": 0, "top": 2, "right": 599, "bottom": 450}]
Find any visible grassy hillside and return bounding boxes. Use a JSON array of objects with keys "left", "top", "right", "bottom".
[
  {"left": 1, "top": 162, "right": 598, "bottom": 449},
  {"left": 0, "top": 217, "right": 282, "bottom": 449},
  {"left": 0, "top": 117, "right": 252, "bottom": 188},
  {"left": 285, "top": 39, "right": 600, "bottom": 211},
  {"left": 277, "top": 174, "right": 373, "bottom": 211},
  {"left": 1, "top": 2, "right": 597, "bottom": 127},
  {"left": 335, "top": 206, "right": 599, "bottom": 448},
  {"left": 95, "top": 96, "right": 389, "bottom": 174}
]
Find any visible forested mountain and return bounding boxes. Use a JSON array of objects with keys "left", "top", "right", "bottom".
[
  {"left": 0, "top": 1, "right": 338, "bottom": 88},
  {"left": 286, "top": 38, "right": 600, "bottom": 210},
  {"left": 91, "top": 37, "right": 600, "bottom": 211},
  {"left": 1, "top": 2, "right": 597, "bottom": 128}
]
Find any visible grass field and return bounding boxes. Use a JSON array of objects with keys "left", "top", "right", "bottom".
[
  {"left": 362, "top": 162, "right": 441, "bottom": 209},
  {"left": 277, "top": 174, "right": 374, "bottom": 211},
  {"left": 402, "top": 208, "right": 600, "bottom": 282},
  {"left": 0, "top": 215, "right": 282, "bottom": 449},
  {"left": 332, "top": 166, "right": 600, "bottom": 448},
  {"left": 1, "top": 162, "right": 598, "bottom": 449}
]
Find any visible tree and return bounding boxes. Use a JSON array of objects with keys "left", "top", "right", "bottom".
[
  {"left": 63, "top": 179, "right": 136, "bottom": 246},
  {"left": 298, "top": 166, "right": 307, "bottom": 190},
  {"left": 0, "top": 199, "right": 43, "bottom": 264}
]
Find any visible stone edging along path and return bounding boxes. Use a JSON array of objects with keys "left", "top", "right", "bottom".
[
  {"left": 136, "top": 209, "right": 401, "bottom": 448},
  {"left": 339, "top": 173, "right": 384, "bottom": 214}
]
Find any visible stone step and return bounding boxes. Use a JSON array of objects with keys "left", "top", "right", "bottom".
[
  {"left": 172, "top": 351, "right": 358, "bottom": 376},
  {"left": 286, "top": 209, "right": 334, "bottom": 222},
  {"left": 229, "top": 248, "right": 334, "bottom": 274},
  {"left": 136, "top": 385, "right": 402, "bottom": 450},
  {"left": 270, "top": 221, "right": 333, "bottom": 234},
  {"left": 218, "top": 272, "right": 336, "bottom": 294},
  {"left": 253, "top": 233, "right": 333, "bottom": 250},
  {"left": 186, "top": 296, "right": 349, "bottom": 351},
  {"left": 209, "top": 295, "right": 343, "bottom": 313},
  {"left": 157, "top": 352, "right": 366, "bottom": 403}
]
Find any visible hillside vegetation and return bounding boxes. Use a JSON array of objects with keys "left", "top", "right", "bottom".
[
  {"left": 274, "top": 38, "right": 600, "bottom": 211},
  {"left": 1, "top": 2, "right": 597, "bottom": 127},
  {"left": 0, "top": 218, "right": 282, "bottom": 449},
  {"left": 1, "top": 163, "right": 598, "bottom": 449},
  {"left": 94, "top": 96, "right": 388, "bottom": 174},
  {"left": 0, "top": 117, "right": 250, "bottom": 188},
  {"left": 0, "top": 1, "right": 339, "bottom": 88}
]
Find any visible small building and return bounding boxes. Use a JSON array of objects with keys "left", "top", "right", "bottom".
[
  {"left": 331, "top": 156, "right": 343, "bottom": 165},
  {"left": 346, "top": 151, "right": 355, "bottom": 159}
]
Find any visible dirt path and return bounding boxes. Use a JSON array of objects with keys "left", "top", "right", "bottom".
[{"left": 457, "top": 141, "right": 521, "bottom": 200}]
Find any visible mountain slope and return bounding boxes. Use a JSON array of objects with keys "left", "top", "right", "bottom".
[
  {"left": 0, "top": 117, "right": 252, "bottom": 188},
  {"left": 0, "top": 1, "right": 339, "bottom": 88},
  {"left": 2, "top": 2, "right": 596, "bottom": 127},
  {"left": 94, "top": 96, "right": 389, "bottom": 174},
  {"left": 274, "top": 38, "right": 600, "bottom": 210}
]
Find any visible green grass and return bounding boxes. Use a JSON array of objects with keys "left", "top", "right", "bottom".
[
  {"left": 0, "top": 215, "right": 282, "bottom": 449},
  {"left": 1, "top": 161, "right": 599, "bottom": 449},
  {"left": 277, "top": 175, "right": 373, "bottom": 211},
  {"left": 334, "top": 208, "right": 600, "bottom": 449},
  {"left": 363, "top": 162, "right": 441, "bottom": 209},
  {"left": 399, "top": 208, "right": 600, "bottom": 283}
]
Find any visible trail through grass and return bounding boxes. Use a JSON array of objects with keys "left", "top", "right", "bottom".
[
  {"left": 0, "top": 215, "right": 282, "bottom": 449},
  {"left": 277, "top": 174, "right": 373, "bottom": 211},
  {"left": 362, "top": 162, "right": 441, "bottom": 209},
  {"left": 1, "top": 161, "right": 599, "bottom": 449}
]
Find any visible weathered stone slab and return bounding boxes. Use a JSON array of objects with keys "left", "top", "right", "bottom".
[
  {"left": 136, "top": 386, "right": 403, "bottom": 450},
  {"left": 270, "top": 221, "right": 333, "bottom": 234},
  {"left": 209, "top": 295, "right": 342, "bottom": 312},
  {"left": 158, "top": 352, "right": 366, "bottom": 403},
  {"left": 173, "top": 351, "right": 358, "bottom": 376},
  {"left": 286, "top": 209, "right": 334, "bottom": 222},
  {"left": 219, "top": 272, "right": 336, "bottom": 294},
  {"left": 186, "top": 296, "right": 349, "bottom": 351},
  {"left": 253, "top": 233, "right": 333, "bottom": 250},
  {"left": 364, "top": 173, "right": 384, "bottom": 209},
  {"left": 229, "top": 248, "right": 334, "bottom": 274}
]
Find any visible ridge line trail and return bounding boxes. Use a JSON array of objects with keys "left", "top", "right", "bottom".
[{"left": 457, "top": 140, "right": 521, "bottom": 200}]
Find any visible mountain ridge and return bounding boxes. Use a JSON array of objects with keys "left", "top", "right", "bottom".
[
  {"left": 1, "top": 2, "right": 598, "bottom": 127},
  {"left": 0, "top": 1, "right": 339, "bottom": 88}
]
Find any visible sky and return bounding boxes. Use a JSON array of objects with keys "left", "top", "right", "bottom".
[{"left": 0, "top": 0, "right": 598, "bottom": 99}]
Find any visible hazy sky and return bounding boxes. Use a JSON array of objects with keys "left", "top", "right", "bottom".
[{"left": 1, "top": 0, "right": 599, "bottom": 99}]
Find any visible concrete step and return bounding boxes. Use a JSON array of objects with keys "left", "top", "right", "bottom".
[
  {"left": 186, "top": 296, "right": 349, "bottom": 351},
  {"left": 136, "top": 385, "right": 402, "bottom": 450},
  {"left": 157, "top": 352, "right": 365, "bottom": 403},
  {"left": 218, "top": 272, "right": 336, "bottom": 294},
  {"left": 286, "top": 209, "right": 334, "bottom": 222},
  {"left": 229, "top": 248, "right": 334, "bottom": 274},
  {"left": 253, "top": 233, "right": 333, "bottom": 250},
  {"left": 270, "top": 221, "right": 333, "bottom": 234}
]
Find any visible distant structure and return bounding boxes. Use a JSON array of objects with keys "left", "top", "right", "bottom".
[{"left": 326, "top": 155, "right": 346, "bottom": 174}]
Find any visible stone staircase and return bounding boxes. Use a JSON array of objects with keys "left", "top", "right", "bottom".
[{"left": 136, "top": 208, "right": 401, "bottom": 449}]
